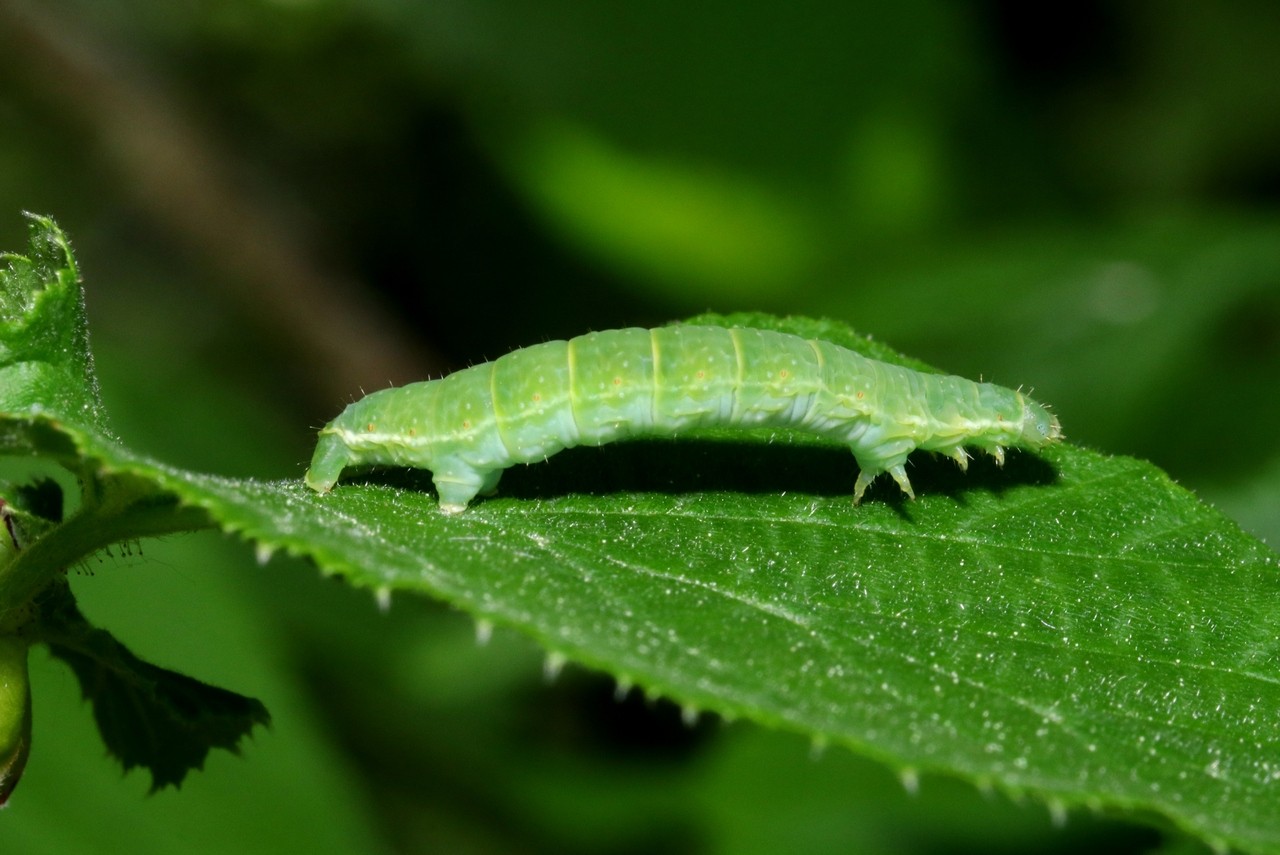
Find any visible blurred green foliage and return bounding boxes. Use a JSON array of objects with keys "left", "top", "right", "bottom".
[{"left": 1, "top": 0, "right": 1277, "bottom": 852}]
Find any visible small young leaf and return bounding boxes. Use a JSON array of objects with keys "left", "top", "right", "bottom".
[
  {"left": 0, "top": 212, "right": 108, "bottom": 442},
  {"left": 37, "top": 582, "right": 269, "bottom": 791}
]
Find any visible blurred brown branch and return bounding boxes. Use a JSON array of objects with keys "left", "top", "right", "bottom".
[{"left": 0, "top": 0, "right": 441, "bottom": 400}]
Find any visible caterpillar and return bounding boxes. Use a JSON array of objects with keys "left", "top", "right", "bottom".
[{"left": 305, "top": 325, "right": 1062, "bottom": 512}]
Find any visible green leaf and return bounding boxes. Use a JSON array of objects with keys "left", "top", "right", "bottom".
[
  {"left": 2, "top": 217, "right": 1279, "bottom": 853},
  {"left": 179, "top": 444, "right": 1278, "bottom": 854},
  {"left": 36, "top": 582, "right": 270, "bottom": 792}
]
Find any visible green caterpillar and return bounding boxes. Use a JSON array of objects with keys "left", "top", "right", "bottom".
[{"left": 306, "top": 325, "right": 1062, "bottom": 512}]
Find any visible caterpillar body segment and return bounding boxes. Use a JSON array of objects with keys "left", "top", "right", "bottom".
[{"left": 305, "top": 326, "right": 1062, "bottom": 512}]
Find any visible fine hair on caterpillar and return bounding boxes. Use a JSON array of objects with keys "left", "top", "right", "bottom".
[{"left": 306, "top": 325, "right": 1062, "bottom": 512}]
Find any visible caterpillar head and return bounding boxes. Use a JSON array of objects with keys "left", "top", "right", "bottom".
[{"left": 1020, "top": 398, "right": 1063, "bottom": 449}]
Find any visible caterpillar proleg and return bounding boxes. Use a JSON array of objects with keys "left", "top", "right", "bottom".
[{"left": 306, "top": 325, "right": 1062, "bottom": 512}]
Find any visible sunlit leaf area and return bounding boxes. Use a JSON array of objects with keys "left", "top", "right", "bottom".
[{"left": 2, "top": 3, "right": 1279, "bottom": 853}]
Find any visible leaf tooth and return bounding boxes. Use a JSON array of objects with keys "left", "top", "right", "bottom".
[
  {"left": 680, "top": 704, "right": 700, "bottom": 727},
  {"left": 473, "top": 619, "right": 494, "bottom": 646},
  {"left": 543, "top": 651, "right": 567, "bottom": 682},
  {"left": 254, "top": 543, "right": 275, "bottom": 566},
  {"left": 898, "top": 767, "right": 920, "bottom": 796},
  {"left": 1046, "top": 798, "right": 1068, "bottom": 828},
  {"left": 613, "top": 677, "right": 634, "bottom": 702},
  {"left": 374, "top": 586, "right": 392, "bottom": 613}
]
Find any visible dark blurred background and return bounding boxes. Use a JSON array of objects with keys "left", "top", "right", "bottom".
[{"left": 1, "top": 2, "right": 1276, "bottom": 852}]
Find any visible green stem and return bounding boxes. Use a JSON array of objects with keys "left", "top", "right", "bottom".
[{"left": 0, "top": 493, "right": 212, "bottom": 614}]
